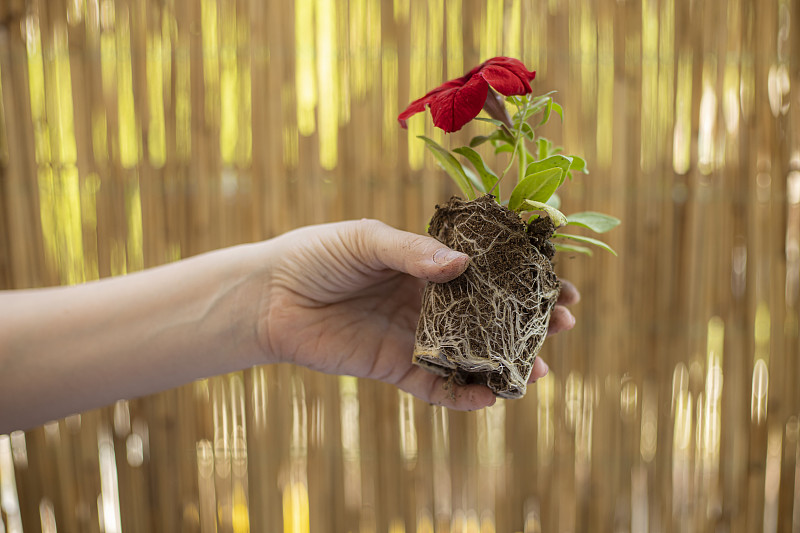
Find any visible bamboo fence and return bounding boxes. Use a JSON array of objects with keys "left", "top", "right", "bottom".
[{"left": 0, "top": 0, "right": 799, "bottom": 531}]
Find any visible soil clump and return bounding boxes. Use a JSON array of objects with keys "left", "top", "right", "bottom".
[{"left": 413, "top": 195, "right": 561, "bottom": 399}]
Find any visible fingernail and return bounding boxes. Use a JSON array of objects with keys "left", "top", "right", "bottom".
[
  {"left": 542, "top": 361, "right": 550, "bottom": 376},
  {"left": 433, "top": 248, "right": 465, "bottom": 265}
]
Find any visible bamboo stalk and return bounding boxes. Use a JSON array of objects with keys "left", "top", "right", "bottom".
[{"left": 2, "top": 0, "right": 800, "bottom": 530}]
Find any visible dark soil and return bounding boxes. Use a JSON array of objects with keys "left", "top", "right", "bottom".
[{"left": 413, "top": 195, "right": 561, "bottom": 399}]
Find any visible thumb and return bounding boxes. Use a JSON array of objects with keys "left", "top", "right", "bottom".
[{"left": 358, "top": 220, "right": 469, "bottom": 283}]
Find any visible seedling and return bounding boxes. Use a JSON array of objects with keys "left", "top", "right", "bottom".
[{"left": 399, "top": 57, "right": 620, "bottom": 398}]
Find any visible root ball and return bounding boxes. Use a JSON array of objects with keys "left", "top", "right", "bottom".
[{"left": 413, "top": 195, "right": 561, "bottom": 399}]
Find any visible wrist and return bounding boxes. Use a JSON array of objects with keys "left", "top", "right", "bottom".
[
  {"left": 246, "top": 231, "right": 307, "bottom": 367},
  {"left": 214, "top": 241, "right": 280, "bottom": 368}
]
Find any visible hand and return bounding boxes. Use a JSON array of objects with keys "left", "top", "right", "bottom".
[
  {"left": 0, "top": 218, "right": 580, "bottom": 431},
  {"left": 258, "top": 220, "right": 579, "bottom": 411}
]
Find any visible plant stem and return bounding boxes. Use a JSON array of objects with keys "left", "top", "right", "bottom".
[{"left": 491, "top": 98, "right": 530, "bottom": 195}]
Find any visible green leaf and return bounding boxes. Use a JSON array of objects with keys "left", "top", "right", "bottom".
[
  {"left": 568, "top": 155, "right": 588, "bottom": 174},
  {"left": 530, "top": 91, "right": 557, "bottom": 105},
  {"left": 469, "top": 129, "right": 513, "bottom": 148},
  {"left": 509, "top": 168, "right": 562, "bottom": 211},
  {"left": 497, "top": 143, "right": 536, "bottom": 157},
  {"left": 513, "top": 108, "right": 536, "bottom": 125},
  {"left": 526, "top": 154, "right": 573, "bottom": 174},
  {"left": 453, "top": 146, "right": 499, "bottom": 193},
  {"left": 462, "top": 166, "right": 486, "bottom": 194},
  {"left": 520, "top": 122, "right": 535, "bottom": 141},
  {"left": 538, "top": 98, "right": 553, "bottom": 126},
  {"left": 520, "top": 199, "right": 568, "bottom": 227},
  {"left": 512, "top": 93, "right": 557, "bottom": 125},
  {"left": 553, "top": 233, "right": 618, "bottom": 255},
  {"left": 514, "top": 103, "right": 545, "bottom": 124},
  {"left": 474, "top": 117, "right": 508, "bottom": 128},
  {"left": 418, "top": 136, "right": 476, "bottom": 200},
  {"left": 566, "top": 211, "right": 621, "bottom": 233},
  {"left": 523, "top": 91, "right": 556, "bottom": 110},
  {"left": 546, "top": 192, "right": 561, "bottom": 209},
  {"left": 525, "top": 154, "right": 573, "bottom": 188},
  {"left": 554, "top": 243, "right": 593, "bottom": 256},
  {"left": 537, "top": 138, "right": 552, "bottom": 159},
  {"left": 552, "top": 101, "right": 563, "bottom": 121},
  {"left": 469, "top": 135, "right": 491, "bottom": 147}
]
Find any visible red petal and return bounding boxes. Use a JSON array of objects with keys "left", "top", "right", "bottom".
[
  {"left": 398, "top": 78, "right": 466, "bottom": 128},
  {"left": 398, "top": 57, "right": 536, "bottom": 130},
  {"left": 429, "top": 75, "right": 489, "bottom": 132},
  {"left": 397, "top": 99, "right": 429, "bottom": 128},
  {"left": 478, "top": 57, "right": 536, "bottom": 95},
  {"left": 481, "top": 57, "right": 536, "bottom": 81}
]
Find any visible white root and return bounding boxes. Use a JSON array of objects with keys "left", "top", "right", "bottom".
[{"left": 413, "top": 196, "right": 560, "bottom": 399}]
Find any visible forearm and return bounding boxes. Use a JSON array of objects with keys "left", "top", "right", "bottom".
[{"left": 0, "top": 243, "right": 269, "bottom": 433}]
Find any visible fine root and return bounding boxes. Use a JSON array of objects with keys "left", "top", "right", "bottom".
[{"left": 413, "top": 195, "right": 560, "bottom": 399}]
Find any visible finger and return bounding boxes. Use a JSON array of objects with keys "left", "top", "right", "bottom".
[
  {"left": 547, "top": 305, "right": 576, "bottom": 336},
  {"left": 395, "top": 366, "right": 497, "bottom": 411},
  {"left": 557, "top": 279, "right": 580, "bottom": 305},
  {"left": 528, "top": 357, "right": 549, "bottom": 383},
  {"left": 357, "top": 220, "right": 470, "bottom": 283}
]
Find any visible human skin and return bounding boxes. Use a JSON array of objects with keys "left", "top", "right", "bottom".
[{"left": 0, "top": 219, "right": 578, "bottom": 433}]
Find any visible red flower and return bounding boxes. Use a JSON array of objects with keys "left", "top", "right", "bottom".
[{"left": 398, "top": 57, "right": 536, "bottom": 133}]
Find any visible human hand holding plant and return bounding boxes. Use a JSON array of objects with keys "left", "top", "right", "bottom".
[
  {"left": 0, "top": 58, "right": 600, "bottom": 432},
  {"left": 260, "top": 220, "right": 578, "bottom": 411},
  {"left": 0, "top": 214, "right": 579, "bottom": 432},
  {"left": 399, "top": 57, "right": 620, "bottom": 398}
]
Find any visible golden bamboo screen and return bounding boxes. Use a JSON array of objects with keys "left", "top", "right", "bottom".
[{"left": 0, "top": 0, "right": 799, "bottom": 531}]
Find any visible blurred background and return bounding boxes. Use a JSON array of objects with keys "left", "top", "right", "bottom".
[{"left": 0, "top": 0, "right": 798, "bottom": 531}]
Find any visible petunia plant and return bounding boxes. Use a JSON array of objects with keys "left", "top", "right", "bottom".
[
  {"left": 400, "top": 57, "right": 621, "bottom": 399},
  {"left": 399, "top": 56, "right": 620, "bottom": 256}
]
